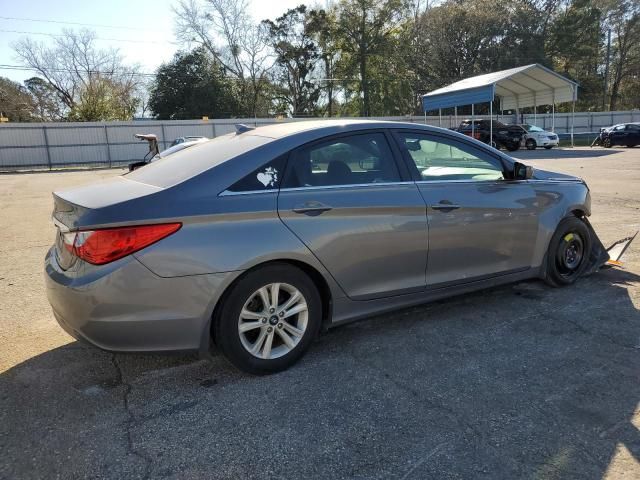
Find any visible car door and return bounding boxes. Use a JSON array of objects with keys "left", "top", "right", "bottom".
[
  {"left": 277, "top": 131, "right": 428, "bottom": 300},
  {"left": 611, "top": 124, "right": 628, "bottom": 145},
  {"left": 625, "top": 124, "right": 640, "bottom": 145},
  {"left": 393, "top": 130, "right": 539, "bottom": 287}
]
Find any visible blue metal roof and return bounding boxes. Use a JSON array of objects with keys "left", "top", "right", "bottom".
[
  {"left": 423, "top": 85, "right": 494, "bottom": 112},
  {"left": 422, "top": 64, "right": 578, "bottom": 112}
]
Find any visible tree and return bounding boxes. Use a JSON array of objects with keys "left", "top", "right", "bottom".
[
  {"left": 24, "top": 77, "right": 66, "bottom": 121},
  {"left": 0, "top": 77, "right": 36, "bottom": 121},
  {"left": 67, "top": 76, "right": 139, "bottom": 121},
  {"left": 149, "top": 48, "right": 240, "bottom": 119},
  {"left": 12, "top": 29, "right": 140, "bottom": 121},
  {"left": 334, "top": 0, "right": 408, "bottom": 116},
  {"left": 307, "top": 8, "right": 341, "bottom": 116},
  {"left": 173, "top": 0, "right": 272, "bottom": 117},
  {"left": 263, "top": 5, "right": 322, "bottom": 117},
  {"left": 602, "top": 0, "right": 640, "bottom": 110}
]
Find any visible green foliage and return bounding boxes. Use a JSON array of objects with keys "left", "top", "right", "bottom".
[
  {"left": 67, "top": 76, "right": 139, "bottom": 122},
  {"left": 0, "top": 77, "right": 36, "bottom": 122},
  {"left": 149, "top": 48, "right": 241, "bottom": 119},
  {"left": 263, "top": 5, "right": 322, "bottom": 116}
]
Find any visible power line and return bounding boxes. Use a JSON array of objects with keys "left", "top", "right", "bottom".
[
  {"left": 0, "top": 64, "right": 156, "bottom": 77},
  {"left": 0, "top": 15, "right": 155, "bottom": 32},
  {"left": 0, "top": 29, "right": 171, "bottom": 45}
]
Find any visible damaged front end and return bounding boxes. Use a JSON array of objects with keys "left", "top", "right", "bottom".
[{"left": 583, "top": 218, "right": 637, "bottom": 275}]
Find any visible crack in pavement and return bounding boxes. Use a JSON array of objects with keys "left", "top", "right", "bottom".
[{"left": 111, "top": 354, "right": 153, "bottom": 480}]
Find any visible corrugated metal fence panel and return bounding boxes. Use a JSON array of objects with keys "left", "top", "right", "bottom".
[{"left": 0, "top": 112, "right": 638, "bottom": 171}]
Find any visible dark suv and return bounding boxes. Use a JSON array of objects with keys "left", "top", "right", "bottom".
[{"left": 455, "top": 120, "right": 522, "bottom": 151}]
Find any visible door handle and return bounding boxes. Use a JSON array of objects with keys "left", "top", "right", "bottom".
[
  {"left": 431, "top": 201, "right": 461, "bottom": 212},
  {"left": 292, "top": 201, "right": 333, "bottom": 215}
]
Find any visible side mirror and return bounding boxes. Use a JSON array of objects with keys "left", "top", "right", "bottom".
[{"left": 513, "top": 162, "right": 534, "bottom": 180}]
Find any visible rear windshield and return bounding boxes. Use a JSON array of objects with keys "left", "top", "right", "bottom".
[{"left": 126, "top": 133, "right": 273, "bottom": 188}]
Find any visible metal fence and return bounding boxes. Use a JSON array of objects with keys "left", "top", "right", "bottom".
[{"left": 1, "top": 111, "right": 638, "bottom": 171}]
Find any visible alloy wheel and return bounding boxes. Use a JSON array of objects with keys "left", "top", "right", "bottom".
[{"left": 237, "top": 283, "right": 308, "bottom": 359}]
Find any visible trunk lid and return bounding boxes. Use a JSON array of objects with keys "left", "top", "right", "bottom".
[{"left": 51, "top": 176, "right": 163, "bottom": 270}]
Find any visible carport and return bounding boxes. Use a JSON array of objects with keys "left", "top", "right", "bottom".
[{"left": 422, "top": 64, "right": 579, "bottom": 146}]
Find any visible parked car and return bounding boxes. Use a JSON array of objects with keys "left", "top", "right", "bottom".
[
  {"left": 596, "top": 123, "right": 640, "bottom": 148},
  {"left": 129, "top": 137, "right": 209, "bottom": 171},
  {"left": 46, "top": 120, "right": 608, "bottom": 374},
  {"left": 510, "top": 124, "right": 559, "bottom": 150},
  {"left": 455, "top": 119, "right": 522, "bottom": 151},
  {"left": 171, "top": 136, "right": 209, "bottom": 147}
]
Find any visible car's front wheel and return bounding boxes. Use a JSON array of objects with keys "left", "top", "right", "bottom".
[
  {"left": 602, "top": 137, "right": 612, "bottom": 148},
  {"left": 506, "top": 142, "right": 520, "bottom": 152},
  {"left": 213, "top": 264, "right": 322, "bottom": 374},
  {"left": 544, "top": 217, "right": 592, "bottom": 287}
]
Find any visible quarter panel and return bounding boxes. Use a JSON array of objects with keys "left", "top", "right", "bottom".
[{"left": 133, "top": 192, "right": 337, "bottom": 281}]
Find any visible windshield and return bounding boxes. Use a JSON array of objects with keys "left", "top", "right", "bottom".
[
  {"left": 528, "top": 125, "right": 544, "bottom": 132},
  {"left": 126, "top": 133, "right": 273, "bottom": 188}
]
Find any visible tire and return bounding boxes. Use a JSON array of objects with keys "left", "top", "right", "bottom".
[
  {"left": 213, "top": 263, "right": 322, "bottom": 374},
  {"left": 627, "top": 144, "right": 636, "bottom": 148},
  {"left": 602, "top": 137, "right": 612, "bottom": 148},
  {"left": 506, "top": 142, "right": 520, "bottom": 152},
  {"left": 525, "top": 138, "right": 537, "bottom": 150},
  {"left": 544, "top": 146, "right": 553, "bottom": 150},
  {"left": 544, "top": 217, "right": 592, "bottom": 287}
]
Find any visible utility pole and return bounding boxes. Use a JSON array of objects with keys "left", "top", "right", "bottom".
[{"left": 603, "top": 28, "right": 611, "bottom": 111}]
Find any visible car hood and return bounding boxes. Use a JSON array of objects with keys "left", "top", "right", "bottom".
[{"left": 532, "top": 168, "right": 582, "bottom": 182}]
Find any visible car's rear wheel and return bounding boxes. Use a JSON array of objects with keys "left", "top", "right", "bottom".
[
  {"left": 525, "top": 138, "right": 537, "bottom": 150},
  {"left": 214, "top": 264, "right": 322, "bottom": 374},
  {"left": 544, "top": 217, "right": 592, "bottom": 287},
  {"left": 544, "top": 146, "right": 553, "bottom": 149}
]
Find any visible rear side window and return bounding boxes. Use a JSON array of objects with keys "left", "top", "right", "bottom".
[
  {"left": 126, "top": 133, "right": 273, "bottom": 188},
  {"left": 282, "top": 133, "right": 400, "bottom": 188},
  {"left": 227, "top": 155, "right": 287, "bottom": 192}
]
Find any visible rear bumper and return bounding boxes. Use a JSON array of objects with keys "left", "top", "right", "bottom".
[{"left": 44, "top": 248, "right": 236, "bottom": 353}]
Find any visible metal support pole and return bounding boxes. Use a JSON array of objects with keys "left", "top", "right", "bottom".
[
  {"left": 471, "top": 104, "right": 475, "bottom": 138},
  {"left": 490, "top": 101, "right": 493, "bottom": 147},
  {"left": 438, "top": 108, "right": 442, "bottom": 127},
  {"left": 552, "top": 103, "right": 555, "bottom": 132},
  {"left": 104, "top": 125, "right": 112, "bottom": 168},
  {"left": 454, "top": 106, "right": 458, "bottom": 127},
  {"left": 43, "top": 126, "right": 52, "bottom": 171},
  {"left": 571, "top": 100, "right": 575, "bottom": 148}
]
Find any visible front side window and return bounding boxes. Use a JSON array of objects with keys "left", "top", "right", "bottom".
[
  {"left": 282, "top": 133, "right": 400, "bottom": 188},
  {"left": 397, "top": 133, "right": 504, "bottom": 182}
]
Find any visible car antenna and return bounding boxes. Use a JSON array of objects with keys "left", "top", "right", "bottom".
[{"left": 235, "top": 124, "right": 255, "bottom": 135}]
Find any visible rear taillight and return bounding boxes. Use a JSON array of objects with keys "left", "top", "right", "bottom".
[{"left": 64, "top": 223, "right": 181, "bottom": 265}]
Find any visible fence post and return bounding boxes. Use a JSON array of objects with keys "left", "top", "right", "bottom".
[
  {"left": 211, "top": 122, "right": 216, "bottom": 138},
  {"left": 104, "top": 125, "right": 112, "bottom": 168},
  {"left": 43, "top": 126, "right": 52, "bottom": 171},
  {"left": 160, "top": 123, "right": 167, "bottom": 149}
]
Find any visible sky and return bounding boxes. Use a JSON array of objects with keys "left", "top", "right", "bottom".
[{"left": 0, "top": 0, "right": 308, "bottom": 84}]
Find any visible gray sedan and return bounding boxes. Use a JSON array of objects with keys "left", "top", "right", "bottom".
[{"left": 45, "top": 120, "right": 606, "bottom": 374}]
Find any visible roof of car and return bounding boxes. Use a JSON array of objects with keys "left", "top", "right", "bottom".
[{"left": 244, "top": 119, "right": 423, "bottom": 139}]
